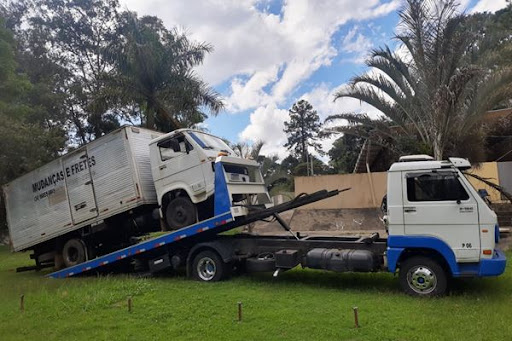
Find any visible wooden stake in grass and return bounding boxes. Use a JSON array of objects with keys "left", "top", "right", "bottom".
[
  {"left": 20, "top": 294, "right": 24, "bottom": 313},
  {"left": 237, "top": 302, "right": 242, "bottom": 322},
  {"left": 353, "top": 307, "right": 359, "bottom": 328},
  {"left": 128, "top": 297, "right": 132, "bottom": 313}
]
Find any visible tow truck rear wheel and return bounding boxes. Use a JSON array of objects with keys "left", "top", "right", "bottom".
[
  {"left": 399, "top": 256, "right": 448, "bottom": 297},
  {"left": 192, "top": 250, "right": 227, "bottom": 282},
  {"left": 165, "top": 196, "right": 197, "bottom": 230},
  {"left": 62, "top": 238, "right": 88, "bottom": 268}
]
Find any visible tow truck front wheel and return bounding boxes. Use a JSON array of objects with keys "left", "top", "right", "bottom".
[{"left": 399, "top": 256, "right": 448, "bottom": 297}]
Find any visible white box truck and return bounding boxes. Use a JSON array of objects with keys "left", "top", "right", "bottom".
[{"left": 3, "top": 126, "right": 270, "bottom": 269}]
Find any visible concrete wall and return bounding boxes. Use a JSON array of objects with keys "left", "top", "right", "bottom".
[
  {"left": 295, "top": 162, "right": 505, "bottom": 209},
  {"left": 466, "top": 162, "right": 502, "bottom": 202},
  {"left": 295, "top": 172, "right": 387, "bottom": 209}
]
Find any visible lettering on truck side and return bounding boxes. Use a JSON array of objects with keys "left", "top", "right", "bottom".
[{"left": 32, "top": 156, "right": 96, "bottom": 202}]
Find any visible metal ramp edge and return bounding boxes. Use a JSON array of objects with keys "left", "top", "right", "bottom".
[
  {"left": 47, "top": 211, "right": 234, "bottom": 278},
  {"left": 47, "top": 189, "right": 344, "bottom": 279}
]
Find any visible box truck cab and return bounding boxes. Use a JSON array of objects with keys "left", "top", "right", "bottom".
[{"left": 150, "top": 129, "right": 271, "bottom": 230}]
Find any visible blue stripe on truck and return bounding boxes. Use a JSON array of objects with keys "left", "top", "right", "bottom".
[
  {"left": 47, "top": 211, "right": 234, "bottom": 278},
  {"left": 386, "top": 235, "right": 506, "bottom": 277}
]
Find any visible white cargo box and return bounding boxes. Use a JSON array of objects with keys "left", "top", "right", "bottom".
[{"left": 3, "top": 126, "right": 163, "bottom": 251}]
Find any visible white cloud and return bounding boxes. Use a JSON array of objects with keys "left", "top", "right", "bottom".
[
  {"left": 123, "top": 0, "right": 401, "bottom": 114},
  {"left": 239, "top": 104, "right": 289, "bottom": 158},
  {"left": 341, "top": 26, "right": 373, "bottom": 63},
  {"left": 471, "top": 0, "right": 508, "bottom": 13},
  {"left": 121, "top": 0, "right": 402, "bottom": 160},
  {"left": 224, "top": 0, "right": 400, "bottom": 113}
]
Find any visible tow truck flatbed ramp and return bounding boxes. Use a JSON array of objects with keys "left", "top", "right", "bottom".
[{"left": 48, "top": 189, "right": 342, "bottom": 278}]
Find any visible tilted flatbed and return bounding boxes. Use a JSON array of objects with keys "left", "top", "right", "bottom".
[{"left": 48, "top": 186, "right": 342, "bottom": 278}]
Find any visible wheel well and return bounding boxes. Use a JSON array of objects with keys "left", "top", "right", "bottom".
[
  {"left": 397, "top": 248, "right": 452, "bottom": 276},
  {"left": 161, "top": 189, "right": 191, "bottom": 212}
]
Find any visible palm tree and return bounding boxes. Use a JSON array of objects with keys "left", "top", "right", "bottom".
[
  {"left": 232, "top": 140, "right": 264, "bottom": 160},
  {"left": 100, "top": 13, "right": 223, "bottom": 132},
  {"left": 326, "top": 0, "right": 512, "bottom": 160}
]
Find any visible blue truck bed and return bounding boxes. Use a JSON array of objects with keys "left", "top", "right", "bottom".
[{"left": 48, "top": 210, "right": 234, "bottom": 278}]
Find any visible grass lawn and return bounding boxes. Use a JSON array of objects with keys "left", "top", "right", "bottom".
[{"left": 0, "top": 245, "right": 510, "bottom": 341}]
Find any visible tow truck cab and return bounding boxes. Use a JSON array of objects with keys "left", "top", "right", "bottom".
[{"left": 385, "top": 156, "right": 506, "bottom": 279}]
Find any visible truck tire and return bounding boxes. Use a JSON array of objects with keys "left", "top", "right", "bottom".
[
  {"left": 399, "top": 256, "right": 448, "bottom": 297},
  {"left": 62, "top": 238, "right": 87, "bottom": 268},
  {"left": 192, "top": 250, "right": 227, "bottom": 282},
  {"left": 165, "top": 197, "right": 197, "bottom": 230}
]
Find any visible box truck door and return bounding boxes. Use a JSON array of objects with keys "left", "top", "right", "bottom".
[
  {"left": 63, "top": 151, "right": 98, "bottom": 224},
  {"left": 402, "top": 170, "right": 480, "bottom": 262},
  {"left": 153, "top": 134, "right": 205, "bottom": 198}
]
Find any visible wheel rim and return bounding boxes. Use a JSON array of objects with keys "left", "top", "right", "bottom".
[
  {"left": 407, "top": 265, "right": 437, "bottom": 294},
  {"left": 197, "top": 257, "right": 217, "bottom": 281}
]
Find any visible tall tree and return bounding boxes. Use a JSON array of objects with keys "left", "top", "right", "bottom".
[
  {"left": 100, "top": 13, "right": 223, "bottom": 132},
  {"left": 21, "top": 0, "right": 123, "bottom": 143},
  {"left": 326, "top": 0, "right": 512, "bottom": 161},
  {"left": 232, "top": 141, "right": 264, "bottom": 160},
  {"left": 0, "top": 17, "right": 66, "bottom": 232},
  {"left": 328, "top": 134, "right": 365, "bottom": 174},
  {"left": 283, "top": 99, "right": 322, "bottom": 162}
]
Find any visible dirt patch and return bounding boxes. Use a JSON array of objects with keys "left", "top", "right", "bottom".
[{"left": 251, "top": 208, "right": 386, "bottom": 236}]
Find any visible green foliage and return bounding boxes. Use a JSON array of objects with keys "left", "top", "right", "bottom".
[
  {"left": 328, "top": 0, "right": 512, "bottom": 161},
  {"left": 0, "top": 17, "right": 66, "bottom": 232},
  {"left": 231, "top": 141, "right": 264, "bottom": 160},
  {"left": 328, "top": 134, "right": 365, "bottom": 174},
  {"left": 19, "top": 0, "right": 123, "bottom": 143},
  {"left": 4, "top": 0, "right": 222, "bottom": 140},
  {"left": 100, "top": 13, "right": 223, "bottom": 132},
  {"left": 284, "top": 100, "right": 323, "bottom": 162}
]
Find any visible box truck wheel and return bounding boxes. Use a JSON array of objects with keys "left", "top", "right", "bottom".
[
  {"left": 62, "top": 238, "right": 87, "bottom": 268},
  {"left": 165, "top": 196, "right": 197, "bottom": 230},
  {"left": 399, "top": 256, "right": 448, "bottom": 297},
  {"left": 192, "top": 250, "right": 227, "bottom": 282}
]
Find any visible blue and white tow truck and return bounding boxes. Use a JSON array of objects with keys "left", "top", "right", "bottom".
[{"left": 43, "top": 149, "right": 505, "bottom": 297}]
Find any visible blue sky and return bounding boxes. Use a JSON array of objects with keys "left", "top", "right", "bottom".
[{"left": 123, "top": 0, "right": 508, "bottom": 160}]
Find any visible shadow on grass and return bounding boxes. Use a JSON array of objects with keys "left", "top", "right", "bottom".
[
  {"left": 238, "top": 269, "right": 400, "bottom": 294},
  {"left": 235, "top": 267, "right": 509, "bottom": 299}
]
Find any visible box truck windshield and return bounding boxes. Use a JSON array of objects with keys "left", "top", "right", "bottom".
[{"left": 188, "top": 132, "right": 234, "bottom": 154}]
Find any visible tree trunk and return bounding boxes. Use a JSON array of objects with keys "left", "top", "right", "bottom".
[{"left": 433, "top": 134, "right": 443, "bottom": 160}]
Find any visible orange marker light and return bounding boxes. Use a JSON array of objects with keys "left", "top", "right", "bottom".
[
  {"left": 483, "top": 249, "right": 492, "bottom": 255},
  {"left": 482, "top": 229, "right": 488, "bottom": 233},
  {"left": 218, "top": 152, "right": 228, "bottom": 156}
]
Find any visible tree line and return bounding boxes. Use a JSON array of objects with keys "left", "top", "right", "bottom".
[
  {"left": 1, "top": 0, "right": 512, "bottom": 228},
  {"left": 279, "top": 0, "right": 512, "bottom": 180},
  {"left": 0, "top": 0, "right": 222, "bottom": 183}
]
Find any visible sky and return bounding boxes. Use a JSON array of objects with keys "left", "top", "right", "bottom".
[{"left": 122, "top": 0, "right": 509, "bottom": 161}]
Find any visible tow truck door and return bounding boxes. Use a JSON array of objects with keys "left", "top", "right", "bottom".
[{"left": 402, "top": 170, "right": 480, "bottom": 262}]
